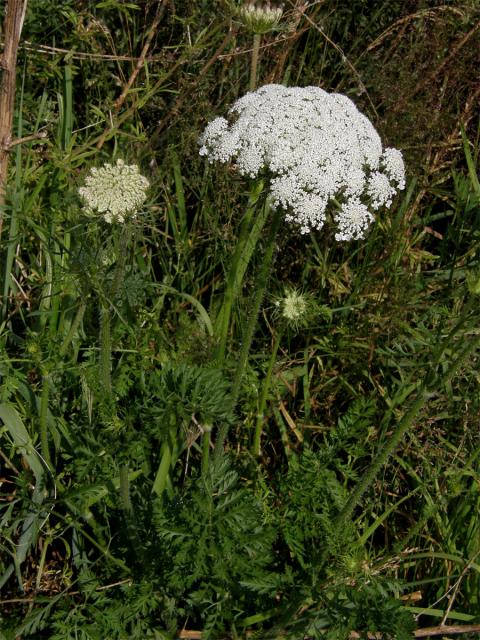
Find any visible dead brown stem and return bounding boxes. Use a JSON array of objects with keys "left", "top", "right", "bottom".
[
  {"left": 175, "top": 623, "right": 480, "bottom": 639},
  {"left": 0, "top": 0, "right": 28, "bottom": 242}
]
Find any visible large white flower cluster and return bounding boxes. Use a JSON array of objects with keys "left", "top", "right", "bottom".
[
  {"left": 199, "top": 84, "right": 405, "bottom": 239},
  {"left": 79, "top": 159, "right": 149, "bottom": 224}
]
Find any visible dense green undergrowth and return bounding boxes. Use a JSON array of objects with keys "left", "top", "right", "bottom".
[{"left": 1, "top": 1, "right": 480, "bottom": 638}]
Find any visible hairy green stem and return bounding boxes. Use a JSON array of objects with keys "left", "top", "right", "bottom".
[
  {"left": 249, "top": 33, "right": 261, "bottom": 91},
  {"left": 335, "top": 332, "right": 480, "bottom": 532},
  {"left": 119, "top": 464, "right": 133, "bottom": 515},
  {"left": 37, "top": 259, "right": 85, "bottom": 472},
  {"left": 111, "top": 227, "right": 129, "bottom": 301},
  {"left": 335, "top": 387, "right": 430, "bottom": 532},
  {"left": 214, "top": 202, "right": 283, "bottom": 459},
  {"left": 215, "top": 181, "right": 267, "bottom": 363},
  {"left": 98, "top": 227, "right": 136, "bottom": 522},
  {"left": 253, "top": 328, "right": 283, "bottom": 457},
  {"left": 99, "top": 227, "right": 129, "bottom": 398},
  {"left": 39, "top": 373, "right": 52, "bottom": 469},
  {"left": 202, "top": 430, "right": 211, "bottom": 476},
  {"left": 59, "top": 302, "right": 86, "bottom": 358},
  {"left": 99, "top": 304, "right": 112, "bottom": 397},
  {"left": 119, "top": 462, "right": 142, "bottom": 564},
  {"left": 215, "top": 205, "right": 255, "bottom": 362}
]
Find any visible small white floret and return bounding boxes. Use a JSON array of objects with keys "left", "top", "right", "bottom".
[
  {"left": 381, "top": 147, "right": 406, "bottom": 189},
  {"left": 334, "top": 198, "right": 374, "bottom": 241}
]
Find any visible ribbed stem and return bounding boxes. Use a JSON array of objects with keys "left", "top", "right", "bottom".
[
  {"left": 201, "top": 430, "right": 211, "bottom": 477},
  {"left": 119, "top": 464, "right": 133, "bottom": 515},
  {"left": 99, "top": 227, "right": 130, "bottom": 399},
  {"left": 99, "top": 304, "right": 112, "bottom": 397},
  {"left": 111, "top": 228, "right": 129, "bottom": 301},
  {"left": 98, "top": 227, "right": 136, "bottom": 527},
  {"left": 215, "top": 204, "right": 255, "bottom": 363},
  {"left": 215, "top": 182, "right": 267, "bottom": 363},
  {"left": 335, "top": 387, "right": 430, "bottom": 532},
  {"left": 119, "top": 461, "right": 142, "bottom": 566},
  {"left": 214, "top": 203, "right": 282, "bottom": 459}
]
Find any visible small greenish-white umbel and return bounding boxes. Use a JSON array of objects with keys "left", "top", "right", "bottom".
[{"left": 79, "top": 159, "right": 149, "bottom": 224}]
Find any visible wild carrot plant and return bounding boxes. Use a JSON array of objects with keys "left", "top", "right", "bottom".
[{"left": 199, "top": 83, "right": 405, "bottom": 456}]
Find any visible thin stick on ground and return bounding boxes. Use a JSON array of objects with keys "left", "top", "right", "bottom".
[{"left": 174, "top": 623, "right": 480, "bottom": 638}]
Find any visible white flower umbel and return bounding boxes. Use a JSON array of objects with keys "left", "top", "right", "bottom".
[
  {"left": 79, "top": 159, "right": 149, "bottom": 224},
  {"left": 199, "top": 84, "right": 405, "bottom": 240}
]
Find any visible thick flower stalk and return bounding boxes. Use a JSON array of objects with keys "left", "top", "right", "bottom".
[
  {"left": 199, "top": 84, "right": 405, "bottom": 240},
  {"left": 79, "top": 159, "right": 149, "bottom": 223}
]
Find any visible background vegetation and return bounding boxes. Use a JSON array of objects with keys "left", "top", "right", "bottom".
[{"left": 0, "top": 0, "right": 479, "bottom": 638}]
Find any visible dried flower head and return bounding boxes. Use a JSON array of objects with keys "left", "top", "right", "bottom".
[
  {"left": 79, "top": 159, "right": 149, "bottom": 223},
  {"left": 199, "top": 84, "right": 405, "bottom": 240},
  {"left": 236, "top": 2, "right": 283, "bottom": 34}
]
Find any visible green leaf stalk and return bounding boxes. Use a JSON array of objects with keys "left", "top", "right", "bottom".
[
  {"left": 214, "top": 180, "right": 267, "bottom": 363},
  {"left": 214, "top": 201, "right": 283, "bottom": 459}
]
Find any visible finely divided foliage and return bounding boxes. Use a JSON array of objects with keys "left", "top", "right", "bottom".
[{"left": 199, "top": 84, "right": 405, "bottom": 238}]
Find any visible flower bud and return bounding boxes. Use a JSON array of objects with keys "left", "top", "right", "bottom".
[{"left": 236, "top": 2, "right": 283, "bottom": 35}]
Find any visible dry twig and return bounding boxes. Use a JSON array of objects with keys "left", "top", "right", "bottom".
[{"left": 0, "top": 0, "right": 28, "bottom": 241}]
